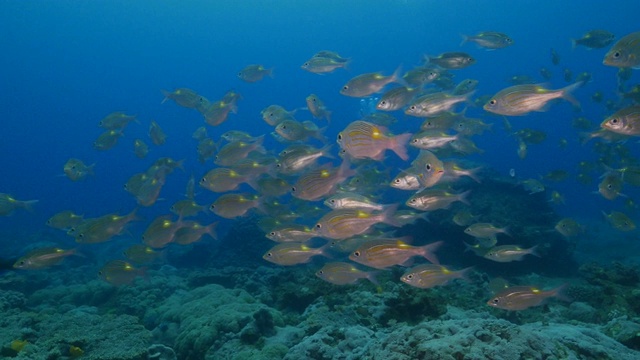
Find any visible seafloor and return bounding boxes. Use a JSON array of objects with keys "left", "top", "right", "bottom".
[{"left": 2, "top": 176, "right": 640, "bottom": 360}]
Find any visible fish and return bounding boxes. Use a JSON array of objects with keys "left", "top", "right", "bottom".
[
  {"left": 484, "top": 82, "right": 582, "bottom": 116},
  {"left": 133, "top": 139, "right": 149, "bottom": 159},
  {"left": 215, "top": 136, "right": 265, "bottom": 166},
  {"left": 483, "top": 245, "right": 539, "bottom": 262},
  {"left": 142, "top": 215, "right": 185, "bottom": 248},
  {"left": 277, "top": 144, "right": 333, "bottom": 175},
  {"left": 123, "top": 244, "right": 165, "bottom": 264},
  {"left": 261, "top": 105, "right": 298, "bottom": 126},
  {"left": 0, "top": 193, "right": 37, "bottom": 216},
  {"left": 98, "top": 112, "right": 137, "bottom": 130},
  {"left": 291, "top": 160, "right": 355, "bottom": 201},
  {"left": 426, "top": 52, "right": 476, "bottom": 69},
  {"left": 313, "top": 206, "right": 399, "bottom": 240},
  {"left": 196, "top": 138, "right": 217, "bottom": 163},
  {"left": 452, "top": 209, "right": 479, "bottom": 226},
  {"left": 262, "top": 243, "right": 328, "bottom": 266},
  {"left": 265, "top": 224, "right": 315, "bottom": 243},
  {"left": 98, "top": 260, "right": 145, "bottom": 286},
  {"left": 572, "top": 29, "right": 615, "bottom": 49},
  {"left": 170, "top": 199, "right": 207, "bottom": 217},
  {"left": 487, "top": 284, "right": 569, "bottom": 311},
  {"left": 46, "top": 210, "right": 84, "bottom": 229},
  {"left": 340, "top": 67, "right": 404, "bottom": 97},
  {"left": 405, "top": 91, "right": 472, "bottom": 118},
  {"left": 411, "top": 150, "right": 445, "bottom": 188},
  {"left": 210, "top": 193, "right": 261, "bottom": 219},
  {"left": 464, "top": 223, "right": 509, "bottom": 238},
  {"left": 390, "top": 169, "right": 422, "bottom": 191},
  {"left": 349, "top": 238, "right": 443, "bottom": 269},
  {"left": 256, "top": 176, "right": 292, "bottom": 197},
  {"left": 600, "top": 105, "right": 640, "bottom": 136},
  {"left": 603, "top": 31, "right": 640, "bottom": 69},
  {"left": 237, "top": 64, "right": 273, "bottom": 82},
  {"left": 324, "top": 192, "right": 386, "bottom": 211},
  {"left": 93, "top": 129, "right": 123, "bottom": 151},
  {"left": 275, "top": 119, "right": 326, "bottom": 142},
  {"left": 337, "top": 120, "right": 411, "bottom": 161},
  {"left": 72, "top": 209, "right": 140, "bottom": 244},
  {"left": 13, "top": 247, "right": 78, "bottom": 270},
  {"left": 376, "top": 86, "right": 420, "bottom": 111},
  {"left": 520, "top": 179, "right": 545, "bottom": 194},
  {"left": 401, "top": 265, "right": 472, "bottom": 289},
  {"left": 316, "top": 262, "right": 378, "bottom": 286},
  {"left": 201, "top": 99, "right": 238, "bottom": 127},
  {"left": 403, "top": 66, "right": 442, "bottom": 87},
  {"left": 452, "top": 79, "right": 479, "bottom": 96},
  {"left": 193, "top": 127, "right": 209, "bottom": 141},
  {"left": 63, "top": 158, "right": 94, "bottom": 181},
  {"left": 149, "top": 121, "right": 167, "bottom": 146},
  {"left": 173, "top": 221, "right": 218, "bottom": 245},
  {"left": 161, "top": 88, "right": 203, "bottom": 108},
  {"left": 306, "top": 94, "right": 332, "bottom": 122},
  {"left": 461, "top": 32, "right": 513, "bottom": 49},
  {"left": 555, "top": 218, "right": 583, "bottom": 237},
  {"left": 406, "top": 189, "right": 470, "bottom": 211},
  {"left": 598, "top": 172, "right": 625, "bottom": 200},
  {"left": 409, "top": 130, "right": 459, "bottom": 150},
  {"left": 539, "top": 67, "right": 553, "bottom": 80},
  {"left": 301, "top": 56, "right": 349, "bottom": 74},
  {"left": 603, "top": 211, "right": 636, "bottom": 231}
]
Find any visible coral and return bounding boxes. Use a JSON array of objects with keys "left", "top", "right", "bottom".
[
  {"left": 603, "top": 316, "right": 640, "bottom": 350},
  {"left": 150, "top": 284, "right": 284, "bottom": 360},
  {"left": 0, "top": 290, "right": 27, "bottom": 311}
]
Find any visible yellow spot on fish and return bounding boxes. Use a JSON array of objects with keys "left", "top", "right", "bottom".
[
  {"left": 356, "top": 211, "right": 370, "bottom": 218},
  {"left": 320, "top": 170, "right": 330, "bottom": 178},
  {"left": 162, "top": 220, "right": 171, "bottom": 227}
]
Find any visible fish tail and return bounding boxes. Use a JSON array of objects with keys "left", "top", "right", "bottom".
[
  {"left": 390, "top": 132, "right": 412, "bottom": 161},
  {"left": 391, "top": 65, "right": 408, "bottom": 87},
  {"left": 206, "top": 221, "right": 219, "bottom": 240},
  {"left": 325, "top": 110, "right": 332, "bottom": 124},
  {"left": 528, "top": 245, "right": 541, "bottom": 258},
  {"left": 20, "top": 200, "right": 39, "bottom": 213},
  {"left": 420, "top": 240, "right": 443, "bottom": 264},
  {"left": 460, "top": 34, "right": 469, "bottom": 47},
  {"left": 560, "top": 81, "right": 583, "bottom": 108},
  {"left": 338, "top": 158, "right": 357, "bottom": 180},
  {"left": 160, "top": 90, "right": 170, "bottom": 104},
  {"left": 467, "top": 167, "right": 483, "bottom": 183},
  {"left": 550, "top": 283, "right": 572, "bottom": 303},
  {"left": 381, "top": 203, "right": 400, "bottom": 227},
  {"left": 458, "top": 266, "right": 474, "bottom": 282},
  {"left": 268, "top": 67, "right": 275, "bottom": 78},
  {"left": 570, "top": 38, "right": 577, "bottom": 50},
  {"left": 313, "top": 126, "right": 329, "bottom": 143},
  {"left": 367, "top": 271, "right": 381, "bottom": 287},
  {"left": 457, "top": 190, "right": 472, "bottom": 205}
]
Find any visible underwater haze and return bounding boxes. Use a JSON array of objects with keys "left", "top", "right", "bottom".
[{"left": 2, "top": 1, "right": 640, "bottom": 359}]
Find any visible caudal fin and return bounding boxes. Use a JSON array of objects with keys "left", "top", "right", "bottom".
[
  {"left": 561, "top": 81, "right": 583, "bottom": 109},
  {"left": 420, "top": 240, "right": 443, "bottom": 264},
  {"left": 390, "top": 133, "right": 412, "bottom": 161}
]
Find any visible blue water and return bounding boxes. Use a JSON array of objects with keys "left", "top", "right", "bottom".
[{"left": 2, "top": 1, "right": 640, "bottom": 358}]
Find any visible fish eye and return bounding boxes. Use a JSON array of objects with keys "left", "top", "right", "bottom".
[
  {"left": 238, "top": 72, "right": 243, "bottom": 76},
  {"left": 337, "top": 134, "right": 342, "bottom": 140},
  {"left": 269, "top": 231, "right": 276, "bottom": 236},
  {"left": 330, "top": 199, "right": 335, "bottom": 203},
  {"left": 381, "top": 101, "right": 387, "bottom": 105},
  {"left": 426, "top": 163, "right": 432, "bottom": 171},
  {"left": 410, "top": 105, "right": 416, "bottom": 110},
  {"left": 291, "top": 187, "right": 297, "bottom": 192},
  {"left": 489, "top": 100, "right": 496, "bottom": 105},
  {"left": 210, "top": 204, "right": 216, "bottom": 209},
  {"left": 394, "top": 179, "right": 401, "bottom": 183},
  {"left": 315, "top": 224, "right": 322, "bottom": 228},
  {"left": 492, "top": 298, "right": 500, "bottom": 304},
  {"left": 19, "top": 261, "right": 25, "bottom": 265},
  {"left": 303, "top": 62, "right": 309, "bottom": 67},
  {"left": 613, "top": 52, "right": 620, "bottom": 58},
  {"left": 318, "top": 270, "right": 324, "bottom": 275},
  {"left": 353, "top": 251, "right": 361, "bottom": 257},
  {"left": 412, "top": 139, "right": 418, "bottom": 143},
  {"left": 406, "top": 274, "right": 413, "bottom": 280},
  {"left": 610, "top": 118, "right": 619, "bottom": 124},
  {"left": 342, "top": 86, "right": 349, "bottom": 91},
  {"left": 266, "top": 252, "right": 273, "bottom": 257}
]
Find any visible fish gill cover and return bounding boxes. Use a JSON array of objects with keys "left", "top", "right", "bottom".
[{"left": 1, "top": 0, "right": 640, "bottom": 359}]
